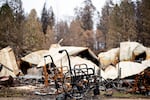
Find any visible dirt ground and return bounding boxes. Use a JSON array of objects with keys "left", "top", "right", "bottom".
[
  {"left": 0, "top": 96, "right": 150, "bottom": 100},
  {"left": 0, "top": 86, "right": 150, "bottom": 100}
]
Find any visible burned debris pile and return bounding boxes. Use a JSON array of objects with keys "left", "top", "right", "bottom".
[
  {"left": 0, "top": 42, "right": 150, "bottom": 99},
  {"left": 98, "top": 41, "right": 150, "bottom": 95}
]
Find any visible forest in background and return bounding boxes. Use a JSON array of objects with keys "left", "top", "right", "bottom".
[{"left": 0, "top": 0, "right": 150, "bottom": 59}]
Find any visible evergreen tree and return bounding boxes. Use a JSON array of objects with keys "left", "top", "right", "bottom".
[
  {"left": 10, "top": 0, "right": 25, "bottom": 57},
  {"left": 120, "top": 0, "right": 137, "bottom": 41},
  {"left": 69, "top": 19, "right": 84, "bottom": 46},
  {"left": 48, "top": 7, "right": 55, "bottom": 29},
  {"left": 139, "top": 0, "right": 150, "bottom": 46},
  {"left": 0, "top": 0, "right": 25, "bottom": 57},
  {"left": 74, "top": 0, "right": 95, "bottom": 31},
  {"left": 136, "top": 0, "right": 142, "bottom": 43},
  {"left": 41, "top": 3, "right": 55, "bottom": 34},
  {"left": 0, "top": 3, "right": 14, "bottom": 47},
  {"left": 41, "top": 3, "right": 49, "bottom": 35},
  {"left": 23, "top": 9, "right": 44, "bottom": 51},
  {"left": 97, "top": 0, "right": 113, "bottom": 49},
  {"left": 107, "top": 4, "right": 122, "bottom": 49},
  {"left": 56, "top": 21, "right": 70, "bottom": 45},
  {"left": 105, "top": 0, "right": 137, "bottom": 49}
]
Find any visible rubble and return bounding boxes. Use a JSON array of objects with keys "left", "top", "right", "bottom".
[
  {"left": 0, "top": 47, "right": 19, "bottom": 77},
  {"left": 0, "top": 42, "right": 150, "bottom": 99},
  {"left": 98, "top": 42, "right": 150, "bottom": 79},
  {"left": 0, "top": 75, "right": 13, "bottom": 87}
]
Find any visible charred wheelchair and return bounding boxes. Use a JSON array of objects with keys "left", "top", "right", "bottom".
[
  {"left": 56, "top": 49, "right": 100, "bottom": 99},
  {"left": 56, "top": 63, "right": 100, "bottom": 100}
]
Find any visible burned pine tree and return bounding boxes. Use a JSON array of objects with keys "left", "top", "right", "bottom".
[{"left": 41, "top": 3, "right": 55, "bottom": 35}]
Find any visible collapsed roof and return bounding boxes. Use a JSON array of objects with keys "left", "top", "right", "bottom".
[
  {"left": 21, "top": 44, "right": 99, "bottom": 75},
  {"left": 21, "top": 50, "right": 49, "bottom": 65},
  {"left": 21, "top": 42, "right": 149, "bottom": 79},
  {"left": 102, "top": 61, "right": 148, "bottom": 79},
  {"left": 98, "top": 41, "right": 150, "bottom": 79},
  {"left": 119, "top": 41, "right": 146, "bottom": 61}
]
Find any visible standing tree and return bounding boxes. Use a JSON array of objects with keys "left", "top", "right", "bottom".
[
  {"left": 55, "top": 20, "right": 70, "bottom": 45},
  {"left": 69, "top": 19, "right": 84, "bottom": 46},
  {"left": 107, "top": 4, "right": 122, "bottom": 49},
  {"left": 10, "top": 0, "right": 25, "bottom": 57},
  {"left": 97, "top": 0, "right": 113, "bottom": 49},
  {"left": 0, "top": 0, "right": 25, "bottom": 57},
  {"left": 0, "top": 2, "right": 14, "bottom": 48},
  {"left": 41, "top": 3, "right": 55, "bottom": 48},
  {"left": 74, "top": 0, "right": 95, "bottom": 31},
  {"left": 136, "top": 0, "right": 143, "bottom": 43},
  {"left": 138, "top": 0, "right": 150, "bottom": 46},
  {"left": 119, "top": 0, "right": 137, "bottom": 41},
  {"left": 41, "top": 3, "right": 55, "bottom": 34},
  {"left": 48, "top": 7, "right": 55, "bottom": 30},
  {"left": 23, "top": 9, "right": 44, "bottom": 51},
  {"left": 73, "top": 0, "right": 99, "bottom": 50},
  {"left": 41, "top": 3, "right": 49, "bottom": 35},
  {"left": 100, "top": 0, "right": 137, "bottom": 49}
]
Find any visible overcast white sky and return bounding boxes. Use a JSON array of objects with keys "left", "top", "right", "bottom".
[{"left": 22, "top": 0, "right": 109, "bottom": 19}]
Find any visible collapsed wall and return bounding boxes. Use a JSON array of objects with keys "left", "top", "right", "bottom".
[{"left": 0, "top": 47, "right": 19, "bottom": 77}]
